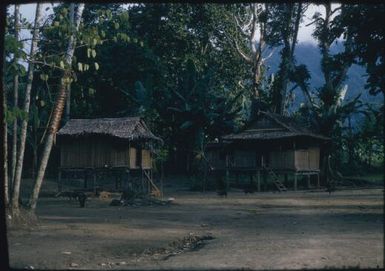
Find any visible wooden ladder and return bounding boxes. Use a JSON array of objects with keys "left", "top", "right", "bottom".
[
  {"left": 143, "top": 170, "right": 162, "bottom": 197},
  {"left": 264, "top": 166, "right": 287, "bottom": 192}
]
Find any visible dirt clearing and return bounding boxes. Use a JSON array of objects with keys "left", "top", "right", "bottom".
[{"left": 7, "top": 188, "right": 384, "bottom": 270}]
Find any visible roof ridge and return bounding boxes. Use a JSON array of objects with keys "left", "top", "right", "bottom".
[{"left": 260, "top": 111, "right": 297, "bottom": 133}]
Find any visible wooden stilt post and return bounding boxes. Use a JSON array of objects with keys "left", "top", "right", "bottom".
[
  {"left": 84, "top": 170, "right": 88, "bottom": 189},
  {"left": 257, "top": 170, "right": 261, "bottom": 192},
  {"left": 307, "top": 174, "right": 311, "bottom": 189},
  {"left": 317, "top": 173, "right": 320, "bottom": 188},
  {"left": 284, "top": 173, "right": 288, "bottom": 187},
  {"left": 263, "top": 172, "right": 267, "bottom": 191},
  {"left": 294, "top": 173, "right": 297, "bottom": 191},
  {"left": 115, "top": 171, "right": 118, "bottom": 190},
  {"left": 93, "top": 170, "right": 97, "bottom": 194},
  {"left": 58, "top": 169, "right": 62, "bottom": 192},
  {"left": 141, "top": 170, "right": 145, "bottom": 194},
  {"left": 124, "top": 168, "right": 129, "bottom": 191},
  {"left": 225, "top": 154, "right": 230, "bottom": 192}
]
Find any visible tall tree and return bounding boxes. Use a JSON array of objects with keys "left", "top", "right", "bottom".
[
  {"left": 269, "top": 3, "right": 307, "bottom": 115},
  {"left": 12, "top": 3, "right": 43, "bottom": 213},
  {"left": 3, "top": 72, "right": 8, "bottom": 206},
  {"left": 294, "top": 4, "right": 367, "bottom": 181},
  {"left": 29, "top": 3, "right": 85, "bottom": 211},
  {"left": 10, "top": 5, "right": 20, "bottom": 189},
  {"left": 0, "top": 5, "right": 11, "bottom": 269},
  {"left": 227, "top": 3, "right": 273, "bottom": 99},
  {"left": 338, "top": 4, "right": 385, "bottom": 97},
  {"left": 64, "top": 4, "right": 74, "bottom": 123}
]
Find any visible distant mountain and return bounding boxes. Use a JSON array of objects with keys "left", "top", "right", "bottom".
[{"left": 265, "top": 42, "right": 382, "bottom": 111}]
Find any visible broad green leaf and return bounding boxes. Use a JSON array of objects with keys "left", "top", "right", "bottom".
[
  {"left": 94, "top": 62, "right": 99, "bottom": 71},
  {"left": 91, "top": 49, "right": 96, "bottom": 58},
  {"left": 89, "top": 88, "right": 95, "bottom": 95},
  {"left": 78, "top": 62, "right": 83, "bottom": 72}
]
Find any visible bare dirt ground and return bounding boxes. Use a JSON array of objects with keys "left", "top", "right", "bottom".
[{"left": 8, "top": 187, "right": 384, "bottom": 270}]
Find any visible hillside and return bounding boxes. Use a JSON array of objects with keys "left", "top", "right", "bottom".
[{"left": 266, "top": 42, "right": 382, "bottom": 110}]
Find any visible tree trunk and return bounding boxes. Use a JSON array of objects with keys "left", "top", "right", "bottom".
[
  {"left": 3, "top": 74, "right": 9, "bottom": 206},
  {"left": 64, "top": 4, "right": 74, "bottom": 124},
  {"left": 32, "top": 145, "right": 37, "bottom": 179},
  {"left": 10, "top": 5, "right": 20, "bottom": 189},
  {"left": 29, "top": 4, "right": 85, "bottom": 211},
  {"left": 11, "top": 5, "right": 20, "bottom": 188},
  {"left": 252, "top": 4, "right": 265, "bottom": 99},
  {"left": 273, "top": 3, "right": 305, "bottom": 115},
  {"left": 64, "top": 84, "right": 71, "bottom": 123},
  {"left": 0, "top": 6, "right": 11, "bottom": 269},
  {"left": 11, "top": 3, "right": 43, "bottom": 212}
]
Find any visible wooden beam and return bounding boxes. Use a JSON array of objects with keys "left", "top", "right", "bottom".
[
  {"left": 58, "top": 169, "right": 62, "bottom": 192},
  {"left": 225, "top": 154, "right": 230, "bottom": 191},
  {"left": 93, "top": 170, "right": 96, "bottom": 194},
  {"left": 317, "top": 173, "right": 320, "bottom": 188},
  {"left": 257, "top": 170, "right": 261, "bottom": 192},
  {"left": 84, "top": 170, "right": 87, "bottom": 189},
  {"left": 294, "top": 173, "right": 297, "bottom": 191}
]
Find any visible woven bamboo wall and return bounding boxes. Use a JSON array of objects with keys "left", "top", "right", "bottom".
[
  {"left": 60, "top": 138, "right": 153, "bottom": 169},
  {"left": 294, "top": 147, "right": 320, "bottom": 171},
  {"left": 141, "top": 149, "right": 152, "bottom": 169},
  {"left": 269, "top": 150, "right": 296, "bottom": 170},
  {"left": 129, "top": 147, "right": 138, "bottom": 168}
]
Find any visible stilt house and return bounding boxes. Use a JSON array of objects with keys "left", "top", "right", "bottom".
[
  {"left": 206, "top": 111, "right": 330, "bottom": 191},
  {"left": 57, "top": 117, "right": 162, "bottom": 195}
]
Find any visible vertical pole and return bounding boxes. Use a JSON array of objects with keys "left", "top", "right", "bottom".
[
  {"left": 58, "top": 169, "right": 62, "bottom": 192},
  {"left": 284, "top": 173, "right": 288, "bottom": 187},
  {"left": 257, "top": 170, "right": 261, "bottom": 192},
  {"left": 93, "top": 170, "right": 96, "bottom": 194},
  {"left": 225, "top": 154, "right": 230, "bottom": 191},
  {"left": 125, "top": 168, "right": 129, "bottom": 191},
  {"left": 317, "top": 173, "right": 320, "bottom": 188},
  {"left": 161, "top": 162, "right": 164, "bottom": 199},
  {"left": 141, "top": 170, "right": 145, "bottom": 194},
  {"left": 84, "top": 170, "right": 87, "bottom": 189},
  {"left": 307, "top": 174, "right": 311, "bottom": 189},
  {"left": 294, "top": 173, "right": 297, "bottom": 191},
  {"left": 115, "top": 172, "right": 118, "bottom": 190}
]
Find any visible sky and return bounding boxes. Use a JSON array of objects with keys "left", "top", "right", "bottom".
[{"left": 8, "top": 3, "right": 333, "bottom": 45}]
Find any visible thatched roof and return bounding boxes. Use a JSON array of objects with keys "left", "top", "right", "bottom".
[
  {"left": 222, "top": 111, "right": 329, "bottom": 141},
  {"left": 57, "top": 117, "right": 162, "bottom": 142}
]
